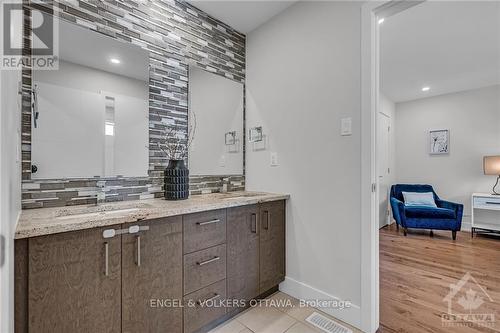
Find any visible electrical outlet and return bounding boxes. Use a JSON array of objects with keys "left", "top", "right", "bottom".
[
  {"left": 270, "top": 152, "right": 279, "bottom": 166},
  {"left": 219, "top": 155, "right": 226, "bottom": 167}
]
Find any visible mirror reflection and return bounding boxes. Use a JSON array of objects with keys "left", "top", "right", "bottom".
[
  {"left": 188, "top": 66, "right": 244, "bottom": 175},
  {"left": 31, "top": 20, "right": 149, "bottom": 179}
]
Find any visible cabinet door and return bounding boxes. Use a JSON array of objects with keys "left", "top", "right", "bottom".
[
  {"left": 227, "top": 205, "right": 259, "bottom": 314},
  {"left": 29, "top": 226, "right": 121, "bottom": 333},
  {"left": 15, "top": 239, "right": 28, "bottom": 333},
  {"left": 259, "top": 201, "right": 286, "bottom": 293},
  {"left": 121, "top": 217, "right": 183, "bottom": 333}
]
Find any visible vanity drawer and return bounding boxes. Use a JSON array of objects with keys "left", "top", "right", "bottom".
[
  {"left": 183, "top": 209, "right": 226, "bottom": 254},
  {"left": 474, "top": 196, "right": 500, "bottom": 209},
  {"left": 184, "top": 279, "right": 227, "bottom": 333},
  {"left": 184, "top": 244, "right": 226, "bottom": 295}
]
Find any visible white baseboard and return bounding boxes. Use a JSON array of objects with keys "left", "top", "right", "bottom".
[{"left": 279, "top": 276, "right": 362, "bottom": 331}]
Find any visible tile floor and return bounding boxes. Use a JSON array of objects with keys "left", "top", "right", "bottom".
[{"left": 208, "top": 292, "right": 362, "bottom": 333}]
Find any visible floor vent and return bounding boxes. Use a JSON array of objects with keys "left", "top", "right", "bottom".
[{"left": 305, "top": 312, "right": 353, "bottom": 333}]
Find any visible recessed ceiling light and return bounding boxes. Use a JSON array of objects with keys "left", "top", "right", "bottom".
[
  {"left": 378, "top": 18, "right": 385, "bottom": 24},
  {"left": 110, "top": 58, "right": 121, "bottom": 64},
  {"left": 422, "top": 86, "right": 430, "bottom": 92}
]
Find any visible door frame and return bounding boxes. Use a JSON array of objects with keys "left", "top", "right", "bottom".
[
  {"left": 377, "top": 111, "right": 391, "bottom": 228},
  {"left": 361, "top": 1, "right": 424, "bottom": 332}
]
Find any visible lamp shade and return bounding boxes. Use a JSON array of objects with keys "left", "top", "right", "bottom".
[{"left": 484, "top": 156, "right": 500, "bottom": 175}]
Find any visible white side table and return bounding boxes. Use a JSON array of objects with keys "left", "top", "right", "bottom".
[{"left": 471, "top": 193, "right": 500, "bottom": 237}]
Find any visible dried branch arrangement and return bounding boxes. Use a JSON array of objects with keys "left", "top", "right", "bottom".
[{"left": 157, "top": 111, "right": 197, "bottom": 161}]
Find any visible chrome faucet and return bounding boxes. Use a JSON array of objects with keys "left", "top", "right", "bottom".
[
  {"left": 96, "top": 180, "right": 106, "bottom": 204},
  {"left": 220, "top": 177, "right": 230, "bottom": 193}
]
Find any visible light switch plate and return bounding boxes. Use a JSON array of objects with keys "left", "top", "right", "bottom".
[
  {"left": 341, "top": 117, "right": 352, "bottom": 136},
  {"left": 270, "top": 152, "right": 279, "bottom": 166}
]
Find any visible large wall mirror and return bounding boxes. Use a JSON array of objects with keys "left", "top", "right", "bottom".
[
  {"left": 188, "top": 66, "right": 244, "bottom": 175},
  {"left": 31, "top": 19, "right": 149, "bottom": 179}
]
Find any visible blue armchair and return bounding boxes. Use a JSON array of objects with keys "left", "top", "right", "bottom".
[{"left": 390, "top": 184, "right": 463, "bottom": 240}]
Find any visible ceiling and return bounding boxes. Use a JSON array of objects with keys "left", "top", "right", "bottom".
[
  {"left": 188, "top": 1, "right": 296, "bottom": 33},
  {"left": 380, "top": 1, "right": 500, "bottom": 103},
  {"left": 59, "top": 18, "right": 149, "bottom": 81}
]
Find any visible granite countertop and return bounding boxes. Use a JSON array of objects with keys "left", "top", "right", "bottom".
[{"left": 15, "top": 191, "right": 289, "bottom": 239}]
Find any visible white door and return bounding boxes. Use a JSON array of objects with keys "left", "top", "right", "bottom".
[{"left": 377, "top": 112, "right": 391, "bottom": 228}]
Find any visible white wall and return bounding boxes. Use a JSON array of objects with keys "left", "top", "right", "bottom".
[
  {"left": 32, "top": 60, "right": 149, "bottom": 178},
  {"left": 395, "top": 85, "right": 500, "bottom": 228},
  {"left": 246, "top": 1, "right": 363, "bottom": 328},
  {"left": 0, "top": 68, "right": 22, "bottom": 333}
]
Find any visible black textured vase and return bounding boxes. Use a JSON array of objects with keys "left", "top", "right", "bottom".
[{"left": 164, "top": 159, "right": 189, "bottom": 200}]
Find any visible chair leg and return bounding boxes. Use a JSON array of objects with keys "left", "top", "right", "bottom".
[
  {"left": 430, "top": 230, "right": 434, "bottom": 237},
  {"left": 452, "top": 231, "right": 457, "bottom": 240},
  {"left": 403, "top": 228, "right": 408, "bottom": 236}
]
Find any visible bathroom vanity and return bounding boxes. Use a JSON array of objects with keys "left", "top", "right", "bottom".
[
  {"left": 15, "top": 4, "right": 280, "bottom": 332},
  {"left": 15, "top": 192, "right": 287, "bottom": 333}
]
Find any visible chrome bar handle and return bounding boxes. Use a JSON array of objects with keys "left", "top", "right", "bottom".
[
  {"left": 251, "top": 213, "right": 257, "bottom": 234},
  {"left": 196, "top": 219, "right": 221, "bottom": 226},
  {"left": 267, "top": 211, "right": 271, "bottom": 231},
  {"left": 136, "top": 235, "right": 141, "bottom": 267},
  {"left": 104, "top": 242, "right": 109, "bottom": 276},
  {"left": 196, "top": 256, "right": 220, "bottom": 266},
  {"left": 197, "top": 293, "right": 220, "bottom": 305},
  {"left": 263, "top": 210, "right": 270, "bottom": 230}
]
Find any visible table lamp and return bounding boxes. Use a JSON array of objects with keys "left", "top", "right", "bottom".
[{"left": 484, "top": 156, "right": 500, "bottom": 195}]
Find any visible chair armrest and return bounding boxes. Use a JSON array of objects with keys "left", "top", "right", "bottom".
[
  {"left": 436, "top": 199, "right": 464, "bottom": 230},
  {"left": 436, "top": 199, "right": 463, "bottom": 212},
  {"left": 390, "top": 197, "right": 406, "bottom": 226}
]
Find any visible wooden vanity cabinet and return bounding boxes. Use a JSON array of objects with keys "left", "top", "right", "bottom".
[
  {"left": 121, "top": 216, "right": 183, "bottom": 333},
  {"left": 28, "top": 226, "right": 122, "bottom": 333},
  {"left": 182, "top": 209, "right": 228, "bottom": 333},
  {"left": 226, "top": 200, "right": 286, "bottom": 312},
  {"left": 227, "top": 204, "right": 260, "bottom": 315},
  {"left": 24, "top": 217, "right": 183, "bottom": 333},
  {"left": 259, "top": 200, "right": 286, "bottom": 293},
  {"left": 16, "top": 199, "right": 286, "bottom": 333}
]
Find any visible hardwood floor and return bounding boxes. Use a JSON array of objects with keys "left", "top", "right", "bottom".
[{"left": 380, "top": 224, "right": 500, "bottom": 333}]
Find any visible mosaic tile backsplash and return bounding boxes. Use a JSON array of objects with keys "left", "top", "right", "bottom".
[{"left": 21, "top": 0, "right": 246, "bottom": 209}]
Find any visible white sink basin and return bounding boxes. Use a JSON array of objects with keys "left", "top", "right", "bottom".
[{"left": 56, "top": 208, "right": 140, "bottom": 220}]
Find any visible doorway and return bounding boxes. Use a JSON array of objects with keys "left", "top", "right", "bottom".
[
  {"left": 361, "top": 1, "right": 424, "bottom": 332},
  {"left": 364, "top": 1, "right": 500, "bottom": 332}
]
